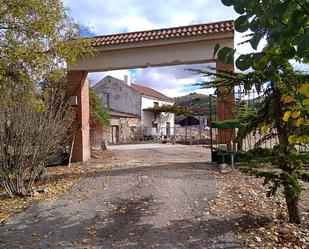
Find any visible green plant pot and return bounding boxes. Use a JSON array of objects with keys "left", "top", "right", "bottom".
[{"left": 211, "top": 150, "right": 232, "bottom": 164}]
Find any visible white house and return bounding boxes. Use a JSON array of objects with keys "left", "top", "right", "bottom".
[
  {"left": 92, "top": 75, "right": 175, "bottom": 144},
  {"left": 131, "top": 83, "right": 175, "bottom": 137}
]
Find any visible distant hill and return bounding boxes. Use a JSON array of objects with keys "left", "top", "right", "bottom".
[
  {"left": 174, "top": 92, "right": 263, "bottom": 119},
  {"left": 173, "top": 93, "right": 215, "bottom": 115}
]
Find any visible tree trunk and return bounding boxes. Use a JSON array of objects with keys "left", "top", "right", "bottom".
[
  {"left": 277, "top": 126, "right": 302, "bottom": 224},
  {"left": 237, "top": 139, "right": 243, "bottom": 151},
  {"left": 285, "top": 193, "right": 301, "bottom": 224},
  {"left": 273, "top": 90, "right": 302, "bottom": 224}
]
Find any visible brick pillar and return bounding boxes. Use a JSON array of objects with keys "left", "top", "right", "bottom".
[
  {"left": 216, "top": 61, "right": 235, "bottom": 146},
  {"left": 67, "top": 70, "right": 90, "bottom": 162}
]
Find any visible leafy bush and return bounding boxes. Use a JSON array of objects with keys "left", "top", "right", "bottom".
[{"left": 89, "top": 88, "right": 110, "bottom": 127}]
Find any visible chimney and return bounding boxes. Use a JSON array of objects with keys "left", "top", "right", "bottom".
[{"left": 124, "top": 75, "right": 131, "bottom": 86}]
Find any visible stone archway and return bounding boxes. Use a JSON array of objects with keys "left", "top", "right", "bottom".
[{"left": 67, "top": 20, "right": 235, "bottom": 162}]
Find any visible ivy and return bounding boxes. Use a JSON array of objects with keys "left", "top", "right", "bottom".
[
  {"left": 143, "top": 104, "right": 202, "bottom": 116},
  {"left": 89, "top": 88, "right": 110, "bottom": 127}
]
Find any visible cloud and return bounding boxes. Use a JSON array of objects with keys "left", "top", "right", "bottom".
[
  {"left": 88, "top": 62, "right": 218, "bottom": 97},
  {"left": 128, "top": 63, "right": 216, "bottom": 97},
  {"left": 63, "top": 0, "right": 237, "bottom": 35}
]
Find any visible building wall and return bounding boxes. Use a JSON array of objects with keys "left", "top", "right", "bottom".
[
  {"left": 141, "top": 111, "right": 154, "bottom": 128},
  {"left": 155, "top": 112, "right": 175, "bottom": 136},
  {"left": 93, "top": 116, "right": 141, "bottom": 147},
  {"left": 141, "top": 96, "right": 175, "bottom": 136},
  {"left": 141, "top": 96, "right": 173, "bottom": 109},
  {"left": 93, "top": 76, "right": 142, "bottom": 116},
  {"left": 115, "top": 117, "right": 141, "bottom": 143}
]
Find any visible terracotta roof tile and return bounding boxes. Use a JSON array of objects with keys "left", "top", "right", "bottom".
[
  {"left": 87, "top": 20, "right": 234, "bottom": 47},
  {"left": 131, "top": 83, "right": 173, "bottom": 102}
]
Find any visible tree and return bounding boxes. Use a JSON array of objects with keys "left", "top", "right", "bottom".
[
  {"left": 215, "top": 1, "right": 309, "bottom": 144},
  {"left": 198, "top": 62, "right": 309, "bottom": 224},
  {"left": 209, "top": 0, "right": 309, "bottom": 224},
  {"left": 0, "top": 0, "right": 91, "bottom": 197},
  {"left": 215, "top": 0, "right": 309, "bottom": 144},
  {"left": 0, "top": 0, "right": 90, "bottom": 90},
  {"left": 0, "top": 84, "right": 74, "bottom": 197},
  {"left": 281, "top": 81, "right": 309, "bottom": 144},
  {"left": 215, "top": 0, "right": 308, "bottom": 68}
]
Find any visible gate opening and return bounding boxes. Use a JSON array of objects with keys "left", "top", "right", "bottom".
[{"left": 67, "top": 20, "right": 235, "bottom": 161}]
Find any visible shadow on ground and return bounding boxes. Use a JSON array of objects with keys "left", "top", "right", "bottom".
[
  {"left": 39, "top": 161, "right": 216, "bottom": 185},
  {"left": 0, "top": 194, "right": 271, "bottom": 249}
]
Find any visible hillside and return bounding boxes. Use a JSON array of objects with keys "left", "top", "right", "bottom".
[{"left": 173, "top": 92, "right": 215, "bottom": 115}]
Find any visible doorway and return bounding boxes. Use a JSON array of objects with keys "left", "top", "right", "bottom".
[
  {"left": 111, "top": 125, "right": 119, "bottom": 144},
  {"left": 166, "top": 122, "right": 171, "bottom": 137}
]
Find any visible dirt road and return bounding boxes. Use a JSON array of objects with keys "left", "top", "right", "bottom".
[{"left": 0, "top": 144, "right": 242, "bottom": 248}]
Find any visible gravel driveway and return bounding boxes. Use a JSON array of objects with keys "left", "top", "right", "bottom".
[{"left": 0, "top": 144, "right": 242, "bottom": 248}]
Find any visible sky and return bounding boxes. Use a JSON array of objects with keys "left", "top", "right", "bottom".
[{"left": 62, "top": 0, "right": 256, "bottom": 97}]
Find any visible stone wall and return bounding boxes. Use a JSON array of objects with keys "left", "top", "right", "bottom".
[
  {"left": 118, "top": 117, "right": 141, "bottom": 143},
  {"left": 173, "top": 124, "right": 210, "bottom": 140},
  {"left": 91, "top": 116, "right": 141, "bottom": 149}
]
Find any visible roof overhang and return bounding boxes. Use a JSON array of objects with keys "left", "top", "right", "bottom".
[
  {"left": 109, "top": 110, "right": 140, "bottom": 118},
  {"left": 69, "top": 20, "right": 234, "bottom": 72}
]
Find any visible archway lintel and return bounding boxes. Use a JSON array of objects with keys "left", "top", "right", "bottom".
[{"left": 69, "top": 37, "right": 233, "bottom": 72}]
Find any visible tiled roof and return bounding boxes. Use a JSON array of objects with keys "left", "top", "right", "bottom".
[
  {"left": 131, "top": 83, "right": 172, "bottom": 102},
  {"left": 87, "top": 20, "right": 234, "bottom": 47}
]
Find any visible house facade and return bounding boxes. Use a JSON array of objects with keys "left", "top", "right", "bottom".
[
  {"left": 91, "top": 76, "right": 142, "bottom": 148},
  {"left": 92, "top": 76, "right": 175, "bottom": 147},
  {"left": 93, "top": 76, "right": 141, "bottom": 116},
  {"left": 131, "top": 83, "right": 175, "bottom": 138}
]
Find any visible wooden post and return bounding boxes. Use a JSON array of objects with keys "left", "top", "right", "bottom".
[
  {"left": 216, "top": 61, "right": 235, "bottom": 147},
  {"left": 185, "top": 107, "right": 188, "bottom": 142},
  {"left": 198, "top": 110, "right": 202, "bottom": 140},
  {"left": 209, "top": 95, "right": 213, "bottom": 148}
]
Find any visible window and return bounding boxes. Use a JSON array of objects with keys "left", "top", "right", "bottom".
[
  {"left": 153, "top": 123, "right": 158, "bottom": 131},
  {"left": 106, "top": 93, "right": 110, "bottom": 109},
  {"left": 154, "top": 102, "right": 159, "bottom": 108}
]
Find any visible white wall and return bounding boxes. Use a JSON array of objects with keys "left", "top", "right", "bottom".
[
  {"left": 155, "top": 112, "right": 175, "bottom": 136},
  {"left": 141, "top": 97, "right": 173, "bottom": 109},
  {"left": 141, "top": 96, "right": 175, "bottom": 136},
  {"left": 141, "top": 110, "right": 153, "bottom": 128}
]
